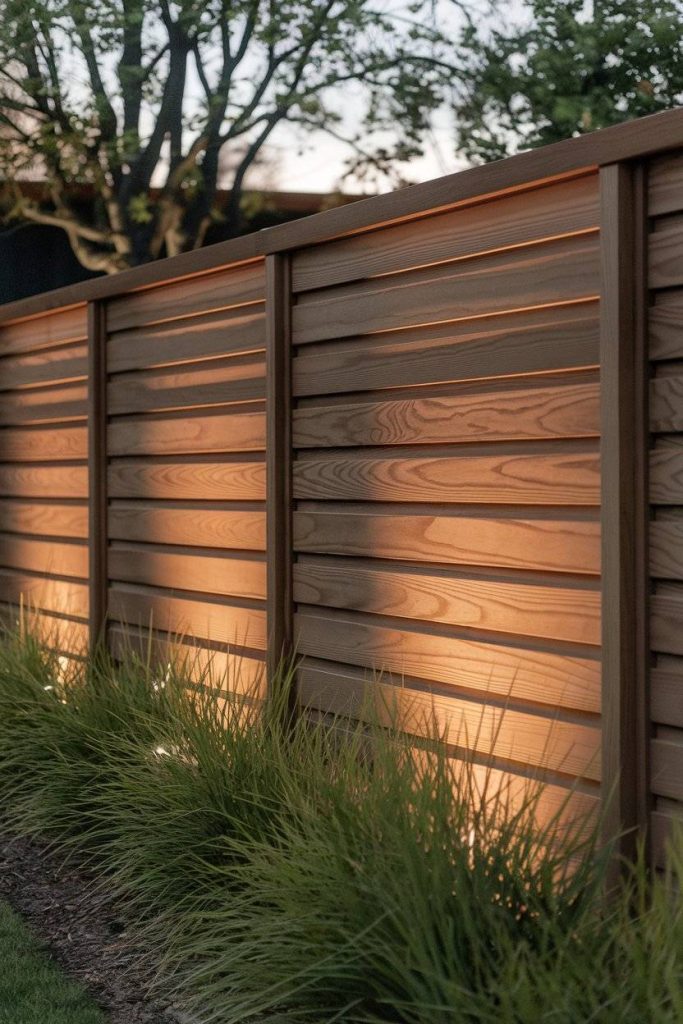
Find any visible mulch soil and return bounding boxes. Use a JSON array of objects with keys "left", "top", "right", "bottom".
[{"left": 0, "top": 832, "right": 196, "bottom": 1024}]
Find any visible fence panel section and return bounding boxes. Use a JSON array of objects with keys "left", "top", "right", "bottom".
[
  {"left": 648, "top": 152, "right": 683, "bottom": 866},
  {"left": 0, "top": 307, "right": 90, "bottom": 652},
  {"left": 104, "top": 261, "right": 268, "bottom": 693},
  {"left": 289, "top": 173, "right": 603, "bottom": 808}
]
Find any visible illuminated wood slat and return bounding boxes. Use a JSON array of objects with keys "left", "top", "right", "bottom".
[
  {"left": 0, "top": 569, "right": 88, "bottom": 618},
  {"left": 649, "top": 153, "right": 683, "bottom": 216},
  {"left": 107, "top": 263, "right": 266, "bottom": 332},
  {"left": 0, "top": 342, "right": 87, "bottom": 390},
  {"left": 0, "top": 425, "right": 87, "bottom": 462},
  {"left": 0, "top": 384, "right": 87, "bottom": 426},
  {"left": 108, "top": 624, "right": 266, "bottom": 695},
  {"left": 651, "top": 739, "right": 683, "bottom": 801},
  {"left": 0, "top": 464, "right": 87, "bottom": 499},
  {"left": 293, "top": 558, "right": 600, "bottom": 646},
  {"left": 298, "top": 659, "right": 601, "bottom": 780},
  {"left": 293, "top": 174, "right": 599, "bottom": 292},
  {"left": 109, "top": 546, "right": 266, "bottom": 601},
  {"left": 295, "top": 610, "right": 601, "bottom": 715},
  {"left": 108, "top": 356, "right": 266, "bottom": 415},
  {"left": 108, "top": 585, "right": 266, "bottom": 650},
  {"left": 109, "top": 504, "right": 265, "bottom": 550},
  {"left": 107, "top": 307, "right": 266, "bottom": 373},
  {"left": 293, "top": 449, "right": 600, "bottom": 506},
  {"left": 293, "top": 379, "right": 600, "bottom": 447},
  {"left": 293, "top": 235, "right": 599, "bottom": 343},
  {"left": 107, "top": 459, "right": 266, "bottom": 501},
  {"left": 108, "top": 410, "right": 265, "bottom": 457},
  {"left": 294, "top": 510, "right": 600, "bottom": 574},
  {"left": 0, "top": 535, "right": 88, "bottom": 578},
  {"left": 0, "top": 500, "right": 88, "bottom": 539},
  {"left": 0, "top": 307, "right": 87, "bottom": 357},
  {"left": 293, "top": 306, "right": 600, "bottom": 397}
]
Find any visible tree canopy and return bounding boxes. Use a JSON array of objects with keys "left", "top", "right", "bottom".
[
  {"left": 454, "top": 0, "right": 683, "bottom": 162},
  {"left": 0, "top": 0, "right": 450, "bottom": 271}
]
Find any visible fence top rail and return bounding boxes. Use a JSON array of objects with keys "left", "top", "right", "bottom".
[{"left": 2, "top": 105, "right": 683, "bottom": 326}]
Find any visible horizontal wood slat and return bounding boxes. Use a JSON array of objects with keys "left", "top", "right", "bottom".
[
  {"left": 0, "top": 500, "right": 88, "bottom": 539},
  {"left": 649, "top": 291, "right": 683, "bottom": 361},
  {"left": 0, "top": 425, "right": 86, "bottom": 462},
  {"left": 293, "top": 306, "right": 600, "bottom": 397},
  {"left": 295, "top": 610, "right": 601, "bottom": 718},
  {"left": 293, "top": 379, "right": 600, "bottom": 447},
  {"left": 107, "top": 460, "right": 266, "bottom": 501},
  {"left": 651, "top": 667, "right": 683, "bottom": 728},
  {"left": 294, "top": 510, "right": 600, "bottom": 574},
  {"left": 0, "top": 465, "right": 88, "bottom": 499},
  {"left": 109, "top": 504, "right": 265, "bottom": 550},
  {"left": 298, "top": 660, "right": 600, "bottom": 779},
  {"left": 109, "top": 546, "right": 266, "bottom": 601},
  {"left": 108, "top": 585, "right": 266, "bottom": 649},
  {"left": 0, "top": 307, "right": 87, "bottom": 357},
  {"left": 0, "top": 384, "right": 87, "bottom": 426},
  {"left": 108, "top": 357, "right": 266, "bottom": 415},
  {"left": 293, "top": 558, "right": 600, "bottom": 645},
  {"left": 0, "top": 570, "right": 88, "bottom": 618},
  {"left": 649, "top": 154, "right": 683, "bottom": 216},
  {"left": 293, "top": 235, "right": 599, "bottom": 344},
  {"left": 107, "top": 263, "right": 265, "bottom": 332},
  {"left": 0, "top": 535, "right": 88, "bottom": 578},
  {"left": 293, "top": 450, "right": 600, "bottom": 505},
  {"left": 293, "top": 175, "right": 599, "bottom": 292},
  {"left": 651, "top": 739, "right": 683, "bottom": 801},
  {"left": 108, "top": 410, "right": 265, "bottom": 457}
]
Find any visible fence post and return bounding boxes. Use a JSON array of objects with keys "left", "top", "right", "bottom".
[
  {"left": 265, "top": 254, "right": 294, "bottom": 697},
  {"left": 599, "top": 162, "right": 650, "bottom": 863},
  {"left": 87, "top": 300, "right": 108, "bottom": 648}
]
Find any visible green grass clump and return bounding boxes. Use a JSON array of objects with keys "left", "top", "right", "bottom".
[
  {"left": 0, "top": 901, "right": 106, "bottom": 1024},
  {"left": 0, "top": 624, "right": 680, "bottom": 1023}
]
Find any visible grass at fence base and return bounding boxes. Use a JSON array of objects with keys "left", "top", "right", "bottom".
[
  {"left": 0, "top": 625, "right": 680, "bottom": 1023},
  {"left": 0, "top": 901, "right": 106, "bottom": 1024}
]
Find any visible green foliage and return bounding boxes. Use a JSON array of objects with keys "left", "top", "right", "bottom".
[
  {"left": 0, "top": 0, "right": 452, "bottom": 270},
  {"left": 455, "top": 0, "right": 683, "bottom": 161},
  {"left": 0, "top": 626, "right": 680, "bottom": 1023},
  {"left": 0, "top": 901, "right": 106, "bottom": 1024}
]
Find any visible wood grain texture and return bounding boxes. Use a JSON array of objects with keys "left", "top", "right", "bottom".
[
  {"left": 297, "top": 659, "right": 600, "bottom": 778},
  {"left": 293, "top": 380, "right": 600, "bottom": 448},
  {"left": 108, "top": 625, "right": 266, "bottom": 694},
  {"left": 0, "top": 384, "right": 87, "bottom": 426},
  {"left": 109, "top": 546, "right": 266, "bottom": 600},
  {"left": 650, "top": 520, "right": 683, "bottom": 579},
  {"left": 294, "top": 510, "right": 600, "bottom": 574},
  {"left": 0, "top": 307, "right": 87, "bottom": 357},
  {"left": 293, "top": 449, "right": 600, "bottom": 505},
  {"left": 651, "top": 739, "right": 683, "bottom": 801},
  {"left": 295, "top": 610, "right": 601, "bottom": 717},
  {"left": 108, "top": 504, "right": 265, "bottom": 550},
  {"left": 649, "top": 153, "right": 683, "bottom": 216},
  {"left": 108, "top": 584, "right": 266, "bottom": 649},
  {"left": 0, "top": 535, "right": 88, "bottom": 578},
  {"left": 649, "top": 214, "right": 683, "bottom": 289},
  {"left": 651, "top": 587, "right": 683, "bottom": 655},
  {"left": 107, "top": 307, "right": 265, "bottom": 373},
  {"left": 107, "top": 459, "right": 266, "bottom": 501},
  {"left": 293, "top": 235, "right": 599, "bottom": 344},
  {"left": 108, "top": 409, "right": 265, "bottom": 457},
  {"left": 651, "top": 666, "right": 683, "bottom": 728},
  {"left": 293, "top": 558, "right": 600, "bottom": 645},
  {"left": 0, "top": 425, "right": 87, "bottom": 462},
  {"left": 107, "top": 262, "right": 266, "bottom": 333},
  {"left": 0, "top": 500, "right": 88, "bottom": 539},
  {"left": 108, "top": 356, "right": 266, "bottom": 415},
  {"left": 0, "top": 343, "right": 87, "bottom": 390},
  {"left": 649, "top": 291, "right": 683, "bottom": 360},
  {"left": 293, "top": 305, "right": 600, "bottom": 397},
  {"left": 650, "top": 374, "right": 683, "bottom": 433},
  {"left": 292, "top": 175, "right": 599, "bottom": 292},
  {"left": 0, "top": 569, "right": 88, "bottom": 618},
  {"left": 0, "top": 464, "right": 87, "bottom": 499},
  {"left": 650, "top": 438, "right": 683, "bottom": 504}
]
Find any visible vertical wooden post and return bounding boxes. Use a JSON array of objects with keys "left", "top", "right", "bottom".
[
  {"left": 87, "top": 300, "right": 108, "bottom": 648},
  {"left": 265, "top": 254, "right": 293, "bottom": 695},
  {"left": 600, "top": 162, "right": 650, "bottom": 862}
]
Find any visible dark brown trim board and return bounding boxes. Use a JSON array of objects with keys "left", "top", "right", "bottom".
[{"left": 87, "top": 301, "right": 108, "bottom": 645}]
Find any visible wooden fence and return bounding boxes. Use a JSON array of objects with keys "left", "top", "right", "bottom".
[{"left": 2, "top": 108, "right": 683, "bottom": 866}]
